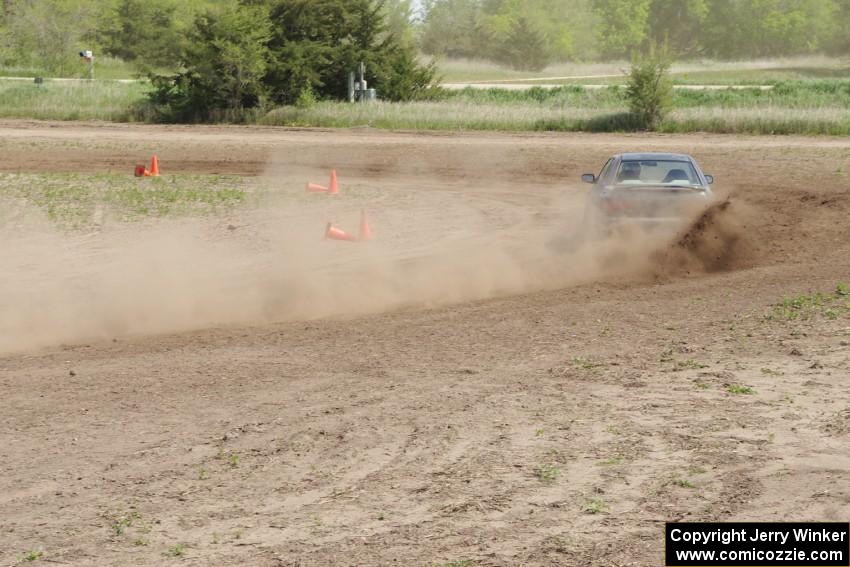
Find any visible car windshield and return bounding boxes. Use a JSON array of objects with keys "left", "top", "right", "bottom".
[{"left": 615, "top": 160, "right": 700, "bottom": 186}]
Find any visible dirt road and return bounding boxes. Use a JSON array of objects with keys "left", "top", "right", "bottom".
[{"left": 1, "top": 121, "right": 849, "bottom": 566}]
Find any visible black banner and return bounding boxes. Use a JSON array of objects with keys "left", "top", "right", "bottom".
[{"left": 666, "top": 522, "right": 849, "bottom": 566}]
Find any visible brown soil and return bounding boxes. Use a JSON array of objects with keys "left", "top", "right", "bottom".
[{"left": 1, "top": 121, "right": 849, "bottom": 566}]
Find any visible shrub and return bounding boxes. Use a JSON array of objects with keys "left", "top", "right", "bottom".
[
  {"left": 625, "top": 42, "right": 673, "bottom": 130},
  {"left": 295, "top": 87, "right": 318, "bottom": 109}
]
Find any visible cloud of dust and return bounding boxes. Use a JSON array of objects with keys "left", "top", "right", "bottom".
[
  {"left": 0, "top": 165, "right": 709, "bottom": 355},
  {"left": 649, "top": 186, "right": 756, "bottom": 277}
]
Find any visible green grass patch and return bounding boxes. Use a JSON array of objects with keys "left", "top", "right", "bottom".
[
  {"left": 0, "top": 173, "right": 248, "bottom": 229},
  {"left": 583, "top": 498, "right": 609, "bottom": 514},
  {"left": 535, "top": 463, "right": 561, "bottom": 483},
  {"left": 164, "top": 543, "right": 186, "bottom": 557},
  {"left": 111, "top": 511, "right": 142, "bottom": 536},
  {"left": 0, "top": 56, "right": 142, "bottom": 80},
  {"left": 727, "top": 384, "right": 755, "bottom": 395},
  {"left": 572, "top": 356, "right": 605, "bottom": 371},
  {"left": 675, "top": 359, "right": 708, "bottom": 371},
  {"left": 0, "top": 78, "right": 149, "bottom": 121},
  {"left": 765, "top": 285, "right": 850, "bottom": 321},
  {"left": 23, "top": 550, "right": 43, "bottom": 562}
]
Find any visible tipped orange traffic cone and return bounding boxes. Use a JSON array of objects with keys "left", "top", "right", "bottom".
[
  {"left": 328, "top": 170, "right": 339, "bottom": 195},
  {"left": 358, "top": 210, "right": 372, "bottom": 241},
  {"left": 306, "top": 182, "right": 328, "bottom": 192},
  {"left": 325, "top": 222, "right": 357, "bottom": 242},
  {"left": 149, "top": 155, "right": 160, "bottom": 176}
]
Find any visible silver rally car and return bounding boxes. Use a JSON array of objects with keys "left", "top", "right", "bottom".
[{"left": 581, "top": 152, "right": 714, "bottom": 233}]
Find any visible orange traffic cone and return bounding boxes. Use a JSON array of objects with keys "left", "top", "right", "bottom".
[
  {"left": 306, "top": 182, "right": 328, "bottom": 192},
  {"left": 358, "top": 210, "right": 372, "bottom": 241},
  {"left": 149, "top": 155, "right": 160, "bottom": 176},
  {"left": 328, "top": 170, "right": 339, "bottom": 195},
  {"left": 325, "top": 222, "right": 357, "bottom": 242}
]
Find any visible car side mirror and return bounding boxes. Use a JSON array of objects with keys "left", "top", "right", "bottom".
[
  {"left": 581, "top": 173, "right": 596, "bottom": 184},
  {"left": 705, "top": 174, "right": 714, "bottom": 185}
]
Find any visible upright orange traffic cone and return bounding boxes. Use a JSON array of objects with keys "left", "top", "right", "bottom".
[
  {"left": 328, "top": 170, "right": 339, "bottom": 195},
  {"left": 325, "top": 222, "right": 357, "bottom": 242},
  {"left": 306, "top": 182, "right": 328, "bottom": 192},
  {"left": 149, "top": 155, "right": 160, "bottom": 176},
  {"left": 358, "top": 210, "right": 372, "bottom": 241}
]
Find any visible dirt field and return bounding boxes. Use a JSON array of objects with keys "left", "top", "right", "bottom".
[{"left": 1, "top": 121, "right": 849, "bottom": 567}]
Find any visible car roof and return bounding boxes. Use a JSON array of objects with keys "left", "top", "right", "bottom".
[{"left": 616, "top": 153, "right": 693, "bottom": 162}]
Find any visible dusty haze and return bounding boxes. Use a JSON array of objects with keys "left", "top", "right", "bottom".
[{"left": 0, "top": 167, "right": 722, "bottom": 354}]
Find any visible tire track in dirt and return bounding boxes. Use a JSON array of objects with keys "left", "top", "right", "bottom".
[{"left": 1, "top": 124, "right": 849, "bottom": 566}]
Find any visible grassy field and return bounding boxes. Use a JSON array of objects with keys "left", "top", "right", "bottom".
[
  {"left": 0, "top": 56, "right": 140, "bottom": 80},
  {"left": 0, "top": 79, "right": 149, "bottom": 121},
  {"left": 262, "top": 81, "right": 850, "bottom": 135},
  {"left": 262, "top": 101, "right": 850, "bottom": 135},
  {"left": 1, "top": 57, "right": 848, "bottom": 135},
  {"left": 0, "top": 173, "right": 248, "bottom": 229},
  {"left": 4, "top": 55, "right": 844, "bottom": 85},
  {"left": 436, "top": 55, "right": 850, "bottom": 85}
]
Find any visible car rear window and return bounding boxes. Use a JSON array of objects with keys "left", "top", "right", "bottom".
[{"left": 615, "top": 160, "right": 700, "bottom": 185}]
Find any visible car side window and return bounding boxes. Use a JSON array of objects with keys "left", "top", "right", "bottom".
[{"left": 598, "top": 159, "right": 614, "bottom": 182}]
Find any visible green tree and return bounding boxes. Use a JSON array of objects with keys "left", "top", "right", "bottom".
[
  {"left": 592, "top": 0, "right": 651, "bottom": 58},
  {"left": 264, "top": 0, "right": 434, "bottom": 104},
  {"left": 480, "top": 0, "right": 582, "bottom": 62},
  {"left": 419, "top": 0, "right": 483, "bottom": 58},
  {"left": 478, "top": 1, "right": 550, "bottom": 69},
  {"left": 824, "top": 0, "right": 850, "bottom": 54},
  {"left": 383, "top": 0, "right": 416, "bottom": 48},
  {"left": 0, "top": 0, "right": 99, "bottom": 74},
  {"left": 493, "top": 15, "right": 551, "bottom": 71},
  {"left": 150, "top": 0, "right": 435, "bottom": 120},
  {"left": 701, "top": 0, "right": 838, "bottom": 58},
  {"left": 150, "top": 3, "right": 271, "bottom": 120},
  {"left": 646, "top": 0, "right": 708, "bottom": 56},
  {"left": 420, "top": 0, "right": 595, "bottom": 68},
  {"left": 98, "top": 0, "right": 182, "bottom": 69}
]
